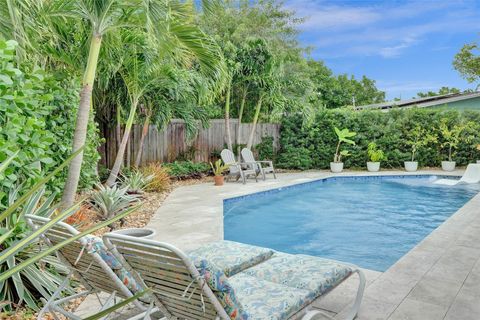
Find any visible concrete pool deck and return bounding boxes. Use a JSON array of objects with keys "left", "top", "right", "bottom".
[{"left": 146, "top": 169, "right": 480, "bottom": 319}]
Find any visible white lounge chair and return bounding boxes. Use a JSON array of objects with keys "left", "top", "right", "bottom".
[
  {"left": 434, "top": 163, "right": 480, "bottom": 185},
  {"left": 25, "top": 214, "right": 156, "bottom": 320},
  {"left": 220, "top": 149, "right": 257, "bottom": 184},
  {"left": 103, "top": 235, "right": 365, "bottom": 320},
  {"left": 241, "top": 147, "right": 276, "bottom": 180}
]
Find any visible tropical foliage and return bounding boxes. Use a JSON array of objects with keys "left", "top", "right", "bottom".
[
  {"left": 210, "top": 159, "right": 228, "bottom": 176},
  {"left": 277, "top": 109, "right": 480, "bottom": 169},
  {"left": 438, "top": 119, "right": 474, "bottom": 161},
  {"left": 367, "top": 142, "right": 386, "bottom": 163},
  {"left": 90, "top": 184, "right": 140, "bottom": 220},
  {"left": 0, "top": 39, "right": 101, "bottom": 206},
  {"left": 164, "top": 161, "right": 211, "bottom": 180},
  {"left": 333, "top": 127, "right": 356, "bottom": 163},
  {"left": 0, "top": 149, "right": 138, "bottom": 313}
]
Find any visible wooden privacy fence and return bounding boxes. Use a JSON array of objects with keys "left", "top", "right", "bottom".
[{"left": 100, "top": 119, "right": 280, "bottom": 168}]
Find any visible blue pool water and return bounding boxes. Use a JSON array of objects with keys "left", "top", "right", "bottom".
[{"left": 224, "top": 176, "right": 480, "bottom": 271}]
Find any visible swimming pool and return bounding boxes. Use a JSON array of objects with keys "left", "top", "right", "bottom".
[{"left": 223, "top": 175, "right": 480, "bottom": 271}]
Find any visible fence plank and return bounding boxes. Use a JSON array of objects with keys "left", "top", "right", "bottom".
[{"left": 101, "top": 119, "right": 280, "bottom": 167}]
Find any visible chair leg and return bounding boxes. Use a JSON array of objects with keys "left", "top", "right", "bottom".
[
  {"left": 343, "top": 269, "right": 366, "bottom": 320},
  {"left": 38, "top": 271, "right": 74, "bottom": 320},
  {"left": 272, "top": 169, "right": 277, "bottom": 179},
  {"left": 301, "top": 269, "right": 365, "bottom": 320}
]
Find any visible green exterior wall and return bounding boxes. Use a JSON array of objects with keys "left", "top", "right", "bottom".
[{"left": 429, "top": 96, "right": 480, "bottom": 111}]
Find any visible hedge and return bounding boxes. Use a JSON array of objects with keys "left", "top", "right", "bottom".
[{"left": 275, "top": 108, "right": 480, "bottom": 170}]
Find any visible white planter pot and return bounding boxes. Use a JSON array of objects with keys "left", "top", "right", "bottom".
[
  {"left": 441, "top": 161, "right": 456, "bottom": 172},
  {"left": 330, "top": 162, "right": 344, "bottom": 173},
  {"left": 367, "top": 162, "right": 380, "bottom": 172},
  {"left": 477, "top": 160, "right": 480, "bottom": 164},
  {"left": 110, "top": 228, "right": 156, "bottom": 239},
  {"left": 404, "top": 161, "right": 418, "bottom": 172}
]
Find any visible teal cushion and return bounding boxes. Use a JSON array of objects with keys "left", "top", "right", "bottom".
[
  {"left": 188, "top": 240, "right": 274, "bottom": 276},
  {"left": 228, "top": 273, "right": 310, "bottom": 320},
  {"left": 192, "top": 258, "right": 248, "bottom": 320},
  {"left": 242, "top": 252, "right": 354, "bottom": 303}
]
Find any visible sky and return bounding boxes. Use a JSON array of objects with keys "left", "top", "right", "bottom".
[{"left": 284, "top": 0, "right": 480, "bottom": 100}]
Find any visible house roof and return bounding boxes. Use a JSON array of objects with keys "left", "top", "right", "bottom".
[{"left": 356, "top": 91, "right": 480, "bottom": 111}]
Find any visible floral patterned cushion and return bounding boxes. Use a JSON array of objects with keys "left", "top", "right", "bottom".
[
  {"left": 228, "top": 273, "right": 310, "bottom": 320},
  {"left": 192, "top": 259, "right": 248, "bottom": 320},
  {"left": 83, "top": 235, "right": 141, "bottom": 293},
  {"left": 187, "top": 240, "right": 274, "bottom": 276},
  {"left": 242, "top": 252, "right": 354, "bottom": 303}
]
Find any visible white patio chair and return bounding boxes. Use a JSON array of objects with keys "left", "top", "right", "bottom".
[
  {"left": 241, "top": 147, "right": 276, "bottom": 180},
  {"left": 435, "top": 163, "right": 480, "bottom": 185},
  {"left": 220, "top": 149, "right": 257, "bottom": 184},
  {"left": 25, "top": 214, "right": 156, "bottom": 320},
  {"left": 103, "top": 235, "right": 366, "bottom": 320}
]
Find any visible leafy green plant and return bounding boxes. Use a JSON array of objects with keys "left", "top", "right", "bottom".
[
  {"left": 333, "top": 127, "right": 356, "bottom": 163},
  {"left": 277, "top": 108, "right": 480, "bottom": 169},
  {"left": 367, "top": 142, "right": 385, "bottom": 162},
  {"left": 255, "top": 136, "right": 275, "bottom": 161},
  {"left": 0, "top": 39, "right": 101, "bottom": 206},
  {"left": 121, "top": 170, "right": 154, "bottom": 194},
  {"left": 406, "top": 125, "right": 437, "bottom": 162},
  {"left": 210, "top": 159, "right": 228, "bottom": 176},
  {"left": 164, "top": 161, "right": 211, "bottom": 180},
  {"left": 90, "top": 185, "right": 140, "bottom": 220},
  {"left": 438, "top": 119, "right": 472, "bottom": 161}
]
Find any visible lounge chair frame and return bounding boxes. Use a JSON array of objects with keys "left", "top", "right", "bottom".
[
  {"left": 103, "top": 233, "right": 366, "bottom": 320},
  {"left": 241, "top": 148, "right": 276, "bottom": 180},
  {"left": 25, "top": 214, "right": 155, "bottom": 320},
  {"left": 220, "top": 149, "right": 257, "bottom": 184}
]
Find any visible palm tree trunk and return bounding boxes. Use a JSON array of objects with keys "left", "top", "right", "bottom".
[
  {"left": 246, "top": 93, "right": 263, "bottom": 149},
  {"left": 116, "top": 105, "right": 122, "bottom": 150},
  {"left": 134, "top": 111, "right": 151, "bottom": 167},
  {"left": 61, "top": 34, "right": 102, "bottom": 208},
  {"left": 224, "top": 79, "right": 233, "bottom": 151},
  {"left": 236, "top": 87, "right": 247, "bottom": 156},
  {"left": 106, "top": 100, "right": 138, "bottom": 186}
]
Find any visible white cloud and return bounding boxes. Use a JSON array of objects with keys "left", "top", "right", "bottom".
[
  {"left": 379, "top": 37, "right": 418, "bottom": 58},
  {"left": 285, "top": 1, "right": 381, "bottom": 31},
  {"left": 286, "top": 0, "right": 479, "bottom": 59}
]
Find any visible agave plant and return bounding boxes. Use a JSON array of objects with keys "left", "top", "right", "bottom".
[
  {"left": 0, "top": 149, "right": 141, "bottom": 315},
  {"left": 90, "top": 184, "right": 140, "bottom": 220},
  {"left": 120, "top": 170, "right": 154, "bottom": 194}
]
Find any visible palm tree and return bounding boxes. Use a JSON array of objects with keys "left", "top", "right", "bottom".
[
  {"left": 59, "top": 0, "right": 128, "bottom": 207},
  {"left": 1, "top": 0, "right": 225, "bottom": 202},
  {"left": 105, "top": 23, "right": 224, "bottom": 185},
  {"left": 133, "top": 68, "right": 210, "bottom": 167}
]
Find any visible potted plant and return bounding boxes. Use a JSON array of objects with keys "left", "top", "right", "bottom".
[
  {"left": 210, "top": 159, "right": 228, "bottom": 186},
  {"left": 438, "top": 119, "right": 468, "bottom": 171},
  {"left": 404, "top": 126, "right": 436, "bottom": 172},
  {"left": 367, "top": 142, "right": 385, "bottom": 172},
  {"left": 331, "top": 127, "right": 356, "bottom": 173}
]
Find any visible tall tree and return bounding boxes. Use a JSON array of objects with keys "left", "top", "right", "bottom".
[{"left": 454, "top": 42, "right": 480, "bottom": 84}]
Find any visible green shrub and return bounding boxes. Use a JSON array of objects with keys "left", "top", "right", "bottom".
[
  {"left": 255, "top": 136, "right": 276, "bottom": 161},
  {"left": 164, "top": 161, "right": 211, "bottom": 179},
  {"left": 0, "top": 40, "right": 101, "bottom": 206},
  {"left": 277, "top": 108, "right": 480, "bottom": 169}
]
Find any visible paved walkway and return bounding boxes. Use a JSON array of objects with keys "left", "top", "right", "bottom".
[{"left": 147, "top": 169, "right": 480, "bottom": 319}]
